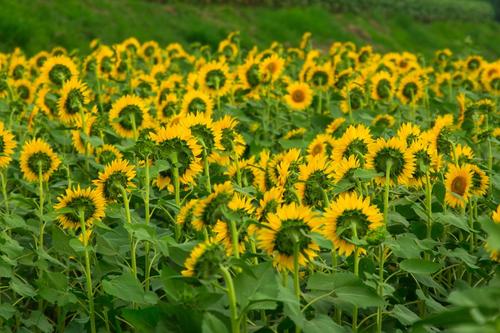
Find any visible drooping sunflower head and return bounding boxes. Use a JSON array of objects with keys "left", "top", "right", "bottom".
[
  {"left": 453, "top": 144, "right": 474, "bottom": 165},
  {"left": 295, "top": 156, "right": 335, "bottom": 209},
  {"left": 181, "top": 241, "right": 226, "bottom": 279},
  {"left": 176, "top": 199, "right": 198, "bottom": 234},
  {"left": 181, "top": 89, "right": 214, "bottom": 116},
  {"left": 179, "top": 113, "right": 223, "bottom": 158},
  {"left": 333, "top": 155, "right": 361, "bottom": 185},
  {"left": 306, "top": 63, "right": 334, "bottom": 90},
  {"left": 40, "top": 56, "right": 79, "bottom": 87},
  {"left": 396, "top": 122, "right": 421, "bottom": 147},
  {"left": 93, "top": 159, "right": 136, "bottom": 202},
  {"left": 54, "top": 186, "right": 106, "bottom": 231},
  {"left": 19, "top": 138, "right": 61, "bottom": 182},
  {"left": 365, "top": 137, "right": 415, "bottom": 186},
  {"left": 0, "top": 122, "right": 17, "bottom": 169},
  {"left": 283, "top": 127, "right": 307, "bottom": 140},
  {"left": 213, "top": 115, "right": 246, "bottom": 158},
  {"left": 408, "top": 139, "right": 440, "bottom": 187},
  {"left": 95, "top": 144, "right": 124, "bottom": 165},
  {"left": 256, "top": 187, "right": 284, "bottom": 222},
  {"left": 332, "top": 124, "right": 373, "bottom": 165},
  {"left": 13, "top": 79, "right": 34, "bottom": 103},
  {"left": 444, "top": 163, "right": 473, "bottom": 209},
  {"left": 322, "top": 192, "right": 384, "bottom": 256},
  {"left": 397, "top": 74, "right": 424, "bottom": 105},
  {"left": 238, "top": 58, "right": 261, "bottom": 90},
  {"left": 58, "top": 78, "right": 91, "bottom": 124},
  {"left": 257, "top": 203, "right": 323, "bottom": 271},
  {"left": 109, "top": 95, "right": 151, "bottom": 139},
  {"left": 326, "top": 117, "right": 346, "bottom": 136},
  {"left": 284, "top": 82, "right": 313, "bottom": 111},
  {"left": 156, "top": 93, "right": 179, "bottom": 123},
  {"left": 192, "top": 182, "right": 234, "bottom": 231},
  {"left": 371, "top": 114, "right": 395, "bottom": 129},
  {"left": 370, "top": 71, "right": 395, "bottom": 101}
]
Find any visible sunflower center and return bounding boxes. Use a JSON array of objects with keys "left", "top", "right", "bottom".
[
  {"left": 291, "top": 89, "right": 306, "bottom": 103},
  {"left": 103, "top": 172, "right": 129, "bottom": 199},
  {"left": 37, "top": 56, "right": 48, "bottom": 68},
  {"left": 374, "top": 147, "right": 405, "bottom": 179},
  {"left": 65, "top": 88, "right": 85, "bottom": 114},
  {"left": 273, "top": 219, "right": 312, "bottom": 256},
  {"left": 336, "top": 209, "right": 370, "bottom": 241},
  {"left": 451, "top": 176, "right": 467, "bottom": 196},
  {"left": 187, "top": 97, "right": 207, "bottom": 114},
  {"left": 27, "top": 152, "right": 53, "bottom": 175},
  {"left": 49, "top": 64, "right": 72, "bottom": 86},
  {"left": 467, "top": 59, "right": 480, "bottom": 70},
  {"left": 118, "top": 105, "right": 144, "bottom": 130},
  {"left": 63, "top": 197, "right": 97, "bottom": 225},
  {"left": 205, "top": 69, "right": 227, "bottom": 90}
]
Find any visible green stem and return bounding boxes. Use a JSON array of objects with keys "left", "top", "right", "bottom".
[
  {"left": 229, "top": 219, "right": 240, "bottom": 259},
  {"left": 293, "top": 242, "right": 301, "bottom": 333},
  {"left": 220, "top": 266, "right": 240, "bottom": 333},
  {"left": 352, "top": 247, "right": 360, "bottom": 333},
  {"left": 38, "top": 164, "right": 45, "bottom": 250},
  {"left": 170, "top": 152, "right": 181, "bottom": 241},
  {"left": 144, "top": 156, "right": 151, "bottom": 291},
  {"left": 79, "top": 210, "right": 96, "bottom": 333},
  {"left": 120, "top": 187, "right": 137, "bottom": 278},
  {"left": 0, "top": 171, "right": 9, "bottom": 214},
  {"left": 204, "top": 151, "right": 211, "bottom": 193}
]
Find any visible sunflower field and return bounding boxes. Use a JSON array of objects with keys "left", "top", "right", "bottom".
[{"left": 0, "top": 32, "right": 499, "bottom": 333}]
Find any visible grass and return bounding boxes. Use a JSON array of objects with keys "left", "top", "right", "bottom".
[{"left": 0, "top": 0, "right": 499, "bottom": 57}]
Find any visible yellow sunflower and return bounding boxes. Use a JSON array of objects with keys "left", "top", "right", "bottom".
[
  {"left": 109, "top": 95, "right": 151, "bottom": 139},
  {"left": 371, "top": 114, "right": 395, "bottom": 128},
  {"left": 396, "top": 122, "right": 422, "bottom": 146},
  {"left": 238, "top": 58, "right": 261, "bottom": 89},
  {"left": 13, "top": 79, "right": 35, "bottom": 104},
  {"left": 0, "top": 122, "right": 17, "bottom": 169},
  {"left": 322, "top": 192, "right": 383, "bottom": 256},
  {"left": 487, "top": 205, "right": 500, "bottom": 262},
  {"left": 365, "top": 137, "right": 415, "bottom": 186},
  {"left": 192, "top": 182, "right": 234, "bottom": 231},
  {"left": 444, "top": 163, "right": 473, "bottom": 208},
  {"left": 306, "top": 63, "right": 334, "bottom": 90},
  {"left": 408, "top": 139, "right": 441, "bottom": 187},
  {"left": 295, "top": 156, "right": 335, "bottom": 209},
  {"left": 257, "top": 203, "right": 323, "bottom": 271},
  {"left": 181, "top": 241, "right": 226, "bottom": 278},
  {"left": 58, "top": 78, "right": 91, "bottom": 124},
  {"left": 284, "top": 82, "right": 313, "bottom": 111},
  {"left": 181, "top": 89, "right": 214, "bottom": 116},
  {"left": 332, "top": 124, "right": 373, "bottom": 165},
  {"left": 176, "top": 199, "right": 199, "bottom": 228},
  {"left": 54, "top": 186, "right": 106, "bottom": 230},
  {"left": 40, "top": 55, "right": 79, "bottom": 87},
  {"left": 283, "top": 128, "right": 307, "bottom": 140},
  {"left": 150, "top": 125, "right": 203, "bottom": 185},
  {"left": 397, "top": 74, "right": 424, "bottom": 105},
  {"left": 306, "top": 134, "right": 335, "bottom": 160},
  {"left": 259, "top": 54, "right": 285, "bottom": 83},
  {"left": 326, "top": 117, "right": 346, "bottom": 136},
  {"left": 370, "top": 71, "right": 395, "bottom": 101},
  {"left": 95, "top": 144, "right": 123, "bottom": 165},
  {"left": 333, "top": 156, "right": 361, "bottom": 184},
  {"left": 93, "top": 159, "right": 136, "bottom": 202},
  {"left": 156, "top": 93, "right": 178, "bottom": 124},
  {"left": 19, "top": 138, "right": 61, "bottom": 182},
  {"left": 198, "top": 61, "right": 232, "bottom": 96},
  {"left": 468, "top": 164, "right": 489, "bottom": 197},
  {"left": 71, "top": 114, "right": 97, "bottom": 155},
  {"left": 453, "top": 144, "right": 474, "bottom": 165}
]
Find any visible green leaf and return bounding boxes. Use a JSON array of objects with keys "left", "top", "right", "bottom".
[
  {"left": 432, "top": 181, "right": 445, "bottom": 205},
  {"left": 24, "top": 311, "right": 53, "bottom": 333},
  {"left": 481, "top": 217, "right": 500, "bottom": 251},
  {"left": 122, "top": 307, "right": 161, "bottom": 332},
  {"left": 400, "top": 259, "right": 441, "bottom": 275},
  {"left": 234, "top": 262, "right": 280, "bottom": 310},
  {"left": 2, "top": 214, "right": 27, "bottom": 228},
  {"left": 103, "top": 272, "right": 159, "bottom": 305},
  {"left": 434, "top": 212, "right": 470, "bottom": 232},
  {"left": 353, "top": 168, "right": 383, "bottom": 179},
  {"left": 10, "top": 277, "right": 36, "bottom": 297},
  {"left": 0, "top": 303, "right": 16, "bottom": 320},
  {"left": 202, "top": 312, "right": 229, "bottom": 333},
  {"left": 391, "top": 304, "right": 420, "bottom": 325},
  {"left": 303, "top": 314, "right": 346, "bottom": 333}
]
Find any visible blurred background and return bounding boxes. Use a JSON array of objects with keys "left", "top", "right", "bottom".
[{"left": 0, "top": 0, "right": 499, "bottom": 57}]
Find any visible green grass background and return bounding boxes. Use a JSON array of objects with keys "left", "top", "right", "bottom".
[{"left": 0, "top": 0, "right": 499, "bottom": 57}]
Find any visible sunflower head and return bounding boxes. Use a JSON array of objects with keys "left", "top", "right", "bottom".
[
  {"left": 469, "top": 164, "right": 489, "bottom": 197},
  {"left": 54, "top": 186, "right": 106, "bottom": 231},
  {"left": 20, "top": 138, "right": 61, "bottom": 182},
  {"left": 284, "top": 82, "right": 313, "bottom": 111},
  {"left": 94, "top": 159, "right": 136, "bottom": 202},
  {"left": 181, "top": 241, "right": 226, "bottom": 279},
  {"left": 58, "top": 78, "right": 91, "bottom": 124},
  {"left": 109, "top": 95, "right": 150, "bottom": 139},
  {"left": 444, "top": 163, "right": 473, "bottom": 208},
  {"left": 0, "top": 123, "right": 17, "bottom": 169},
  {"left": 41, "top": 56, "right": 79, "bottom": 87}
]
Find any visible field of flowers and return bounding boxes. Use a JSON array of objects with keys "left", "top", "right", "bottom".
[{"left": 0, "top": 32, "right": 499, "bottom": 332}]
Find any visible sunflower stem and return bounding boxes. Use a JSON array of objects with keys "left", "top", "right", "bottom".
[
  {"left": 171, "top": 152, "right": 181, "bottom": 241},
  {"left": 228, "top": 219, "right": 240, "bottom": 259},
  {"left": 203, "top": 150, "right": 211, "bottom": 193},
  {"left": 79, "top": 209, "right": 96, "bottom": 333},
  {"left": 485, "top": 114, "right": 493, "bottom": 197},
  {"left": 425, "top": 171, "right": 433, "bottom": 240},
  {"left": 130, "top": 113, "right": 138, "bottom": 141},
  {"left": 293, "top": 241, "right": 301, "bottom": 333},
  {"left": 0, "top": 170, "right": 9, "bottom": 215},
  {"left": 352, "top": 223, "right": 360, "bottom": 333},
  {"left": 144, "top": 156, "right": 152, "bottom": 291},
  {"left": 38, "top": 164, "right": 45, "bottom": 250},
  {"left": 120, "top": 186, "right": 137, "bottom": 279},
  {"left": 220, "top": 266, "right": 240, "bottom": 333}
]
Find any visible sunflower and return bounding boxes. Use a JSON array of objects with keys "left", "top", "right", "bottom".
[
  {"left": 156, "top": 93, "right": 178, "bottom": 123},
  {"left": 259, "top": 54, "right": 285, "bottom": 83},
  {"left": 468, "top": 164, "right": 489, "bottom": 197},
  {"left": 213, "top": 115, "right": 246, "bottom": 159},
  {"left": 109, "top": 95, "right": 151, "bottom": 139},
  {"left": 94, "top": 144, "right": 123, "bottom": 165},
  {"left": 365, "top": 137, "right": 415, "bottom": 186},
  {"left": 0, "top": 122, "right": 17, "bottom": 169},
  {"left": 433, "top": 73, "right": 452, "bottom": 97},
  {"left": 306, "top": 63, "right": 334, "bottom": 90},
  {"left": 295, "top": 156, "right": 335, "bottom": 209},
  {"left": 150, "top": 125, "right": 203, "bottom": 185},
  {"left": 396, "top": 122, "right": 421, "bottom": 146},
  {"left": 226, "top": 157, "right": 264, "bottom": 190},
  {"left": 13, "top": 79, "right": 34, "bottom": 103},
  {"left": 192, "top": 182, "right": 234, "bottom": 231},
  {"left": 218, "top": 39, "right": 238, "bottom": 61},
  {"left": 198, "top": 61, "right": 232, "bottom": 96},
  {"left": 444, "top": 163, "right": 473, "bottom": 208},
  {"left": 19, "top": 138, "right": 61, "bottom": 182},
  {"left": 408, "top": 139, "right": 440, "bottom": 187},
  {"left": 8, "top": 56, "right": 27, "bottom": 80},
  {"left": 214, "top": 194, "right": 254, "bottom": 255},
  {"left": 306, "top": 134, "right": 335, "bottom": 160},
  {"left": 487, "top": 205, "right": 500, "bottom": 262},
  {"left": 238, "top": 58, "right": 261, "bottom": 90},
  {"left": 71, "top": 114, "right": 98, "bottom": 155},
  {"left": 453, "top": 144, "right": 474, "bottom": 165},
  {"left": 483, "top": 73, "right": 500, "bottom": 95},
  {"left": 255, "top": 187, "right": 284, "bottom": 223},
  {"left": 371, "top": 114, "right": 395, "bottom": 128},
  {"left": 326, "top": 117, "right": 346, "bottom": 136},
  {"left": 370, "top": 71, "right": 395, "bottom": 101},
  {"left": 181, "top": 89, "right": 214, "bottom": 116},
  {"left": 322, "top": 192, "right": 384, "bottom": 256},
  {"left": 284, "top": 82, "right": 313, "bottom": 111},
  {"left": 54, "top": 186, "right": 106, "bottom": 230},
  {"left": 177, "top": 199, "right": 199, "bottom": 230},
  {"left": 93, "top": 159, "right": 136, "bottom": 202},
  {"left": 181, "top": 241, "right": 226, "bottom": 278},
  {"left": 179, "top": 113, "right": 223, "bottom": 159},
  {"left": 58, "top": 78, "right": 91, "bottom": 124},
  {"left": 332, "top": 124, "right": 373, "bottom": 165},
  {"left": 40, "top": 56, "right": 79, "bottom": 87},
  {"left": 257, "top": 203, "right": 322, "bottom": 271},
  {"left": 333, "top": 156, "right": 361, "bottom": 184},
  {"left": 283, "top": 128, "right": 306, "bottom": 140},
  {"left": 397, "top": 74, "right": 424, "bottom": 105}
]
